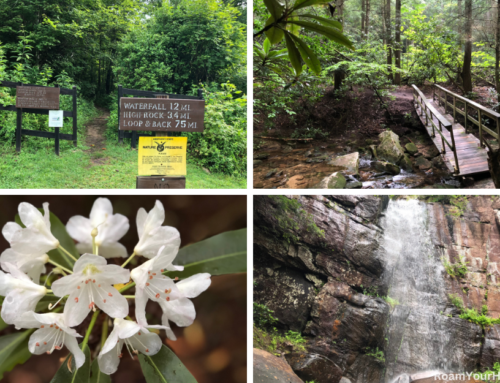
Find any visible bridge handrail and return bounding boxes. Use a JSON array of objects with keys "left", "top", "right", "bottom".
[
  {"left": 412, "top": 85, "right": 451, "bottom": 129},
  {"left": 412, "top": 84, "right": 460, "bottom": 175},
  {"left": 433, "top": 84, "right": 499, "bottom": 150}
]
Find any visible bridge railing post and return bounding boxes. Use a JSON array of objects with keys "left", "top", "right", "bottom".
[
  {"left": 478, "top": 109, "right": 483, "bottom": 148},
  {"left": 439, "top": 120, "right": 445, "bottom": 153},
  {"left": 449, "top": 124, "right": 459, "bottom": 175},
  {"left": 464, "top": 103, "right": 468, "bottom": 133},
  {"left": 452, "top": 96, "right": 456, "bottom": 123}
]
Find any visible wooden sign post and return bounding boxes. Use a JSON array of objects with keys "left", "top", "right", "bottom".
[
  {"left": 118, "top": 96, "right": 205, "bottom": 189},
  {"left": 0, "top": 81, "right": 77, "bottom": 155}
]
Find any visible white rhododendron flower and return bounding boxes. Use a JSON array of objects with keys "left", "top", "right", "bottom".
[
  {"left": 134, "top": 200, "right": 180, "bottom": 258},
  {"left": 131, "top": 244, "right": 184, "bottom": 330},
  {"left": 0, "top": 262, "right": 48, "bottom": 324},
  {"left": 1, "top": 222, "right": 48, "bottom": 283},
  {"left": 52, "top": 254, "right": 130, "bottom": 326},
  {"left": 98, "top": 318, "right": 163, "bottom": 375},
  {"left": 159, "top": 273, "right": 211, "bottom": 334},
  {"left": 66, "top": 198, "right": 130, "bottom": 258},
  {"left": 10, "top": 202, "right": 59, "bottom": 255},
  {"left": 15, "top": 311, "right": 85, "bottom": 368},
  {"left": 0, "top": 198, "right": 216, "bottom": 377}
]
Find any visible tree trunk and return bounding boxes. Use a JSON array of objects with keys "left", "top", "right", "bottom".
[
  {"left": 462, "top": 0, "right": 473, "bottom": 94},
  {"left": 365, "top": 0, "right": 370, "bottom": 38},
  {"left": 496, "top": 0, "right": 500, "bottom": 104},
  {"left": 361, "top": 0, "right": 366, "bottom": 35},
  {"left": 394, "top": 0, "right": 401, "bottom": 85},
  {"left": 385, "top": 0, "right": 393, "bottom": 82}
]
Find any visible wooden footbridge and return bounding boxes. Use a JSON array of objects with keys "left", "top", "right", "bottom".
[{"left": 412, "top": 84, "right": 500, "bottom": 176}]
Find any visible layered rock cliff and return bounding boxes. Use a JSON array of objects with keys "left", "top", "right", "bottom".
[{"left": 253, "top": 195, "right": 500, "bottom": 383}]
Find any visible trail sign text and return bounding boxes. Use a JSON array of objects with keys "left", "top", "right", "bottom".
[
  {"left": 120, "top": 98, "right": 204, "bottom": 132},
  {"left": 16, "top": 86, "right": 60, "bottom": 110}
]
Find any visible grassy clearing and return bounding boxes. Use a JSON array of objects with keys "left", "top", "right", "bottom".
[{"left": 0, "top": 142, "right": 246, "bottom": 189}]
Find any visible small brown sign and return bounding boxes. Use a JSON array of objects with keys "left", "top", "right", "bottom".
[
  {"left": 16, "top": 86, "right": 60, "bottom": 110},
  {"left": 136, "top": 176, "right": 186, "bottom": 189},
  {"left": 120, "top": 98, "right": 204, "bottom": 132}
]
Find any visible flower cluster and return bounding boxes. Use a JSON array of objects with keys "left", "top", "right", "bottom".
[{"left": 0, "top": 198, "right": 211, "bottom": 374}]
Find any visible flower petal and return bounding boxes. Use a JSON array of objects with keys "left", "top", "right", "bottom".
[
  {"left": 73, "top": 254, "right": 107, "bottom": 274},
  {"left": 161, "top": 298, "right": 196, "bottom": 327},
  {"left": 145, "top": 324, "right": 177, "bottom": 341},
  {"left": 99, "top": 265, "right": 130, "bottom": 285},
  {"left": 11, "top": 228, "right": 57, "bottom": 255},
  {"left": 101, "top": 325, "right": 120, "bottom": 355},
  {"left": 130, "top": 330, "right": 162, "bottom": 355},
  {"left": 93, "top": 285, "right": 128, "bottom": 320},
  {"left": 64, "top": 288, "right": 91, "bottom": 327},
  {"left": 18, "top": 202, "right": 44, "bottom": 228},
  {"left": 89, "top": 198, "right": 114, "bottom": 224},
  {"left": 65, "top": 334, "right": 86, "bottom": 369},
  {"left": 136, "top": 208, "right": 148, "bottom": 239},
  {"left": 14, "top": 311, "right": 41, "bottom": 329},
  {"left": 99, "top": 214, "right": 129, "bottom": 244},
  {"left": 177, "top": 273, "right": 212, "bottom": 298},
  {"left": 135, "top": 226, "right": 181, "bottom": 259},
  {"left": 66, "top": 215, "right": 93, "bottom": 244},
  {"left": 148, "top": 277, "right": 182, "bottom": 302},
  {"left": 2, "top": 288, "right": 45, "bottom": 324},
  {"left": 151, "top": 236, "right": 182, "bottom": 271},
  {"left": 75, "top": 242, "right": 93, "bottom": 255},
  {"left": 114, "top": 318, "right": 141, "bottom": 339},
  {"left": 98, "top": 242, "right": 128, "bottom": 259},
  {"left": 1, "top": 262, "right": 32, "bottom": 282},
  {"left": 134, "top": 288, "right": 148, "bottom": 327},
  {"left": 98, "top": 339, "right": 123, "bottom": 375},
  {"left": 130, "top": 259, "right": 154, "bottom": 288},
  {"left": 0, "top": 270, "right": 15, "bottom": 296},
  {"left": 2, "top": 222, "right": 21, "bottom": 243},
  {"left": 51, "top": 274, "right": 81, "bottom": 297},
  {"left": 29, "top": 328, "right": 56, "bottom": 354}
]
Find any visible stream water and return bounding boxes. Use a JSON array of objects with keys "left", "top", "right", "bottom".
[{"left": 379, "top": 200, "right": 462, "bottom": 382}]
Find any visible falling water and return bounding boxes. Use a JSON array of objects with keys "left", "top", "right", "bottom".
[{"left": 379, "top": 199, "right": 464, "bottom": 383}]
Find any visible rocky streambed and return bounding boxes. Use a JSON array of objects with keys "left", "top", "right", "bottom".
[
  {"left": 253, "top": 130, "right": 494, "bottom": 189},
  {"left": 253, "top": 195, "right": 500, "bottom": 383}
]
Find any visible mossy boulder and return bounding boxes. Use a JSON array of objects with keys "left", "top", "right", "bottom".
[
  {"left": 399, "top": 154, "right": 414, "bottom": 173},
  {"left": 327, "top": 152, "right": 359, "bottom": 175},
  {"left": 373, "top": 161, "right": 400, "bottom": 175},
  {"left": 311, "top": 172, "right": 346, "bottom": 189},
  {"left": 405, "top": 142, "right": 418, "bottom": 155},
  {"left": 377, "top": 131, "right": 405, "bottom": 164}
]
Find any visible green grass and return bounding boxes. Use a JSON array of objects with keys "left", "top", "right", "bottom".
[{"left": 0, "top": 142, "right": 246, "bottom": 189}]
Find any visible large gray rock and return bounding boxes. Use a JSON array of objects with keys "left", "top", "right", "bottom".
[
  {"left": 344, "top": 354, "right": 386, "bottom": 383},
  {"left": 254, "top": 348, "right": 303, "bottom": 383},
  {"left": 399, "top": 154, "right": 414, "bottom": 172},
  {"left": 311, "top": 172, "right": 346, "bottom": 189},
  {"left": 377, "top": 131, "right": 405, "bottom": 164},
  {"left": 480, "top": 324, "right": 500, "bottom": 369},
  {"left": 285, "top": 353, "right": 343, "bottom": 383},
  {"left": 405, "top": 142, "right": 418, "bottom": 155},
  {"left": 254, "top": 266, "right": 315, "bottom": 331},
  {"left": 327, "top": 152, "right": 360, "bottom": 175}
]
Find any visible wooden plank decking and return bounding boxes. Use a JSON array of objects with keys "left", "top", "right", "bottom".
[{"left": 415, "top": 97, "right": 490, "bottom": 176}]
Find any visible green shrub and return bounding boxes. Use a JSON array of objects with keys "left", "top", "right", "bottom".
[
  {"left": 442, "top": 255, "right": 468, "bottom": 278},
  {"left": 254, "top": 302, "right": 278, "bottom": 329}
]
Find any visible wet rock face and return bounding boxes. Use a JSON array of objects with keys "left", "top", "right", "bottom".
[
  {"left": 254, "top": 196, "right": 389, "bottom": 293},
  {"left": 305, "top": 281, "right": 390, "bottom": 370},
  {"left": 285, "top": 353, "right": 343, "bottom": 383},
  {"left": 344, "top": 354, "right": 385, "bottom": 383},
  {"left": 253, "top": 348, "right": 303, "bottom": 383},
  {"left": 480, "top": 324, "right": 500, "bottom": 369},
  {"left": 254, "top": 265, "right": 315, "bottom": 331},
  {"left": 384, "top": 307, "right": 482, "bottom": 381}
]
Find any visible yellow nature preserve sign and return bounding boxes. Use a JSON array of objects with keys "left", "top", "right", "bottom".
[{"left": 138, "top": 137, "right": 187, "bottom": 176}]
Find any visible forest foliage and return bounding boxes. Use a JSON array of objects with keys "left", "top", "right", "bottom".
[
  {"left": 254, "top": 0, "right": 500, "bottom": 136},
  {"left": 0, "top": 0, "right": 247, "bottom": 177}
]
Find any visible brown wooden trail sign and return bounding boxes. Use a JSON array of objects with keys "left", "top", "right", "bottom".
[
  {"left": 117, "top": 85, "right": 203, "bottom": 149},
  {"left": 119, "top": 98, "right": 204, "bottom": 132},
  {"left": 0, "top": 81, "right": 77, "bottom": 155},
  {"left": 16, "top": 86, "right": 60, "bottom": 110}
]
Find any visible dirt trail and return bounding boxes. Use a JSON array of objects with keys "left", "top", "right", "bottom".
[{"left": 85, "top": 107, "right": 110, "bottom": 164}]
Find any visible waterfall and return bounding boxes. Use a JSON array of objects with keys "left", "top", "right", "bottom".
[{"left": 379, "top": 199, "right": 462, "bottom": 382}]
